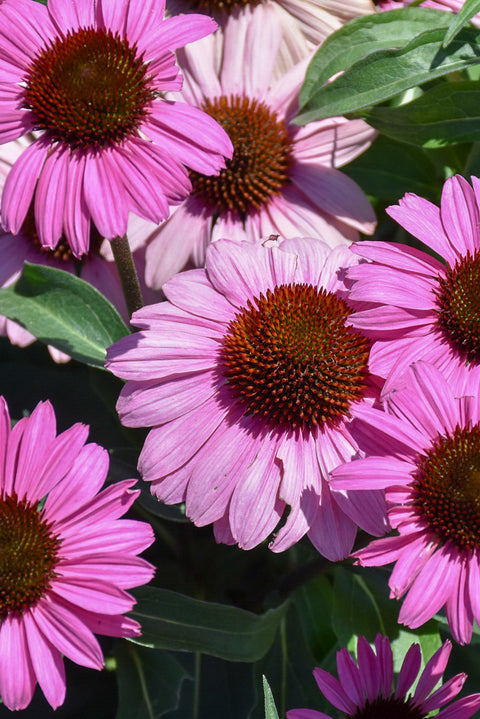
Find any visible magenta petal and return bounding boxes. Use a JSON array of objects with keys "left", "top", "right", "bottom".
[
  {"left": 399, "top": 548, "right": 458, "bottom": 628},
  {"left": 139, "top": 397, "right": 227, "bottom": 481},
  {"left": 336, "top": 649, "right": 363, "bottom": 706},
  {"left": 10, "top": 400, "right": 56, "bottom": 500},
  {"left": 413, "top": 641, "right": 452, "bottom": 704},
  {"left": 387, "top": 193, "right": 454, "bottom": 263},
  {"left": 63, "top": 150, "right": 90, "bottom": 257},
  {"left": 437, "top": 694, "right": 480, "bottom": 719},
  {"left": 154, "top": 14, "right": 218, "bottom": 51},
  {"left": 357, "top": 637, "right": 381, "bottom": 703},
  {"left": 51, "top": 578, "right": 135, "bottom": 614},
  {"left": 422, "top": 675, "right": 466, "bottom": 715},
  {"left": 1, "top": 138, "right": 47, "bottom": 234},
  {"left": 48, "top": 0, "right": 96, "bottom": 31},
  {"left": 229, "top": 440, "right": 284, "bottom": 549},
  {"left": 147, "top": 101, "right": 233, "bottom": 174},
  {"left": 59, "top": 554, "right": 154, "bottom": 590},
  {"left": 33, "top": 599, "right": 104, "bottom": 670},
  {"left": 313, "top": 667, "right": 356, "bottom": 715},
  {"left": 35, "top": 421, "right": 91, "bottom": 500},
  {"left": 22, "top": 613, "right": 66, "bottom": 710},
  {"left": 34, "top": 143, "right": 69, "bottom": 249},
  {"left": 308, "top": 480, "right": 357, "bottom": 561},
  {"left": 84, "top": 150, "right": 129, "bottom": 238},
  {"left": 440, "top": 175, "right": 479, "bottom": 258},
  {"left": 395, "top": 643, "right": 421, "bottom": 699},
  {"left": 43, "top": 443, "right": 109, "bottom": 522},
  {"left": 444, "top": 557, "right": 473, "bottom": 645},
  {"left": 0, "top": 616, "right": 36, "bottom": 711}
]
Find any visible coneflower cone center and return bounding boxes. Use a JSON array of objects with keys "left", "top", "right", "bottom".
[
  {"left": 23, "top": 27, "right": 155, "bottom": 149},
  {"left": 436, "top": 250, "right": 480, "bottom": 363},
  {"left": 220, "top": 283, "right": 370, "bottom": 432},
  {"left": 23, "top": 204, "right": 73, "bottom": 261},
  {"left": 191, "top": 96, "right": 292, "bottom": 218},
  {"left": 0, "top": 495, "right": 61, "bottom": 619},
  {"left": 351, "top": 695, "right": 424, "bottom": 719},
  {"left": 413, "top": 425, "right": 480, "bottom": 550}
]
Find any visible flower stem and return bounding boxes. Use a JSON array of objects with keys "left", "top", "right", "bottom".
[{"left": 110, "top": 234, "right": 144, "bottom": 320}]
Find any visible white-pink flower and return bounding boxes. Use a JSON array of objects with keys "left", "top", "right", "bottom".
[
  {"left": 166, "top": 0, "right": 375, "bottom": 75},
  {"left": 0, "top": 397, "right": 155, "bottom": 710},
  {"left": 142, "top": 3, "right": 376, "bottom": 289}
]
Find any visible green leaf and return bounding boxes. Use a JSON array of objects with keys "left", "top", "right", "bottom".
[
  {"left": 115, "top": 642, "right": 190, "bottom": 719},
  {"left": 363, "top": 81, "right": 480, "bottom": 147},
  {"left": 443, "top": 0, "right": 480, "bottom": 46},
  {"left": 263, "top": 677, "right": 279, "bottom": 719},
  {"left": 130, "top": 586, "right": 288, "bottom": 662},
  {"left": 296, "top": 24, "right": 480, "bottom": 124},
  {"left": 0, "top": 263, "right": 129, "bottom": 368},
  {"left": 292, "top": 576, "right": 337, "bottom": 662},
  {"left": 252, "top": 606, "right": 320, "bottom": 719},
  {"left": 343, "top": 136, "right": 440, "bottom": 203},
  {"left": 390, "top": 629, "right": 442, "bottom": 675},
  {"left": 300, "top": 8, "right": 455, "bottom": 108}
]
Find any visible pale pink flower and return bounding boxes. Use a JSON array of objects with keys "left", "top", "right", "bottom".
[
  {"left": 331, "top": 362, "right": 480, "bottom": 644},
  {"left": 287, "top": 634, "right": 480, "bottom": 719},
  {"left": 0, "top": 397, "right": 155, "bottom": 710},
  {"left": 106, "top": 236, "right": 388, "bottom": 557},
  {"left": 376, "top": 0, "right": 480, "bottom": 23},
  {"left": 0, "top": 0, "right": 233, "bottom": 257},
  {"left": 347, "top": 174, "right": 480, "bottom": 395},
  {"left": 166, "top": 0, "right": 375, "bottom": 76},
  {"left": 142, "top": 3, "right": 376, "bottom": 289}
]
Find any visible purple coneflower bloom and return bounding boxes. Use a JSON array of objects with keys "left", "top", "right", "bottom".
[
  {"left": 331, "top": 361, "right": 480, "bottom": 644},
  {"left": 287, "top": 634, "right": 480, "bottom": 719},
  {"left": 142, "top": 3, "right": 376, "bottom": 289},
  {"left": 0, "top": 0, "right": 232, "bottom": 257},
  {"left": 347, "top": 175, "right": 480, "bottom": 395},
  {"left": 106, "top": 236, "right": 388, "bottom": 556},
  {"left": 0, "top": 138, "right": 162, "bottom": 362},
  {"left": 0, "top": 397, "right": 154, "bottom": 710}
]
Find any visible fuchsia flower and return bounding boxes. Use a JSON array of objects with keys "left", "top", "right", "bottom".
[
  {"left": 106, "top": 236, "right": 388, "bottom": 557},
  {"left": 0, "top": 138, "right": 163, "bottom": 362},
  {"left": 0, "top": 397, "right": 154, "bottom": 710},
  {"left": 331, "top": 362, "right": 480, "bottom": 644},
  {"left": 347, "top": 175, "right": 480, "bottom": 395},
  {"left": 287, "top": 634, "right": 480, "bottom": 719},
  {"left": 0, "top": 0, "right": 232, "bottom": 257},
  {"left": 143, "top": 3, "right": 376, "bottom": 289}
]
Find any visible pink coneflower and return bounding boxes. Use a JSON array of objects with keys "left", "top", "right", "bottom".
[
  {"left": 0, "top": 397, "right": 155, "bottom": 710},
  {"left": 287, "top": 634, "right": 480, "bottom": 719},
  {"left": 375, "top": 0, "right": 480, "bottom": 23},
  {"left": 330, "top": 361, "right": 480, "bottom": 644},
  {"left": 166, "top": 0, "right": 375, "bottom": 75},
  {"left": 0, "top": 138, "right": 162, "bottom": 362},
  {"left": 0, "top": 0, "right": 233, "bottom": 257},
  {"left": 347, "top": 174, "right": 480, "bottom": 395},
  {"left": 143, "top": 3, "right": 376, "bottom": 289},
  {"left": 106, "top": 236, "right": 388, "bottom": 557}
]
